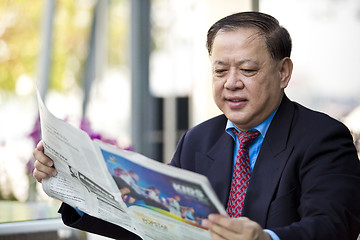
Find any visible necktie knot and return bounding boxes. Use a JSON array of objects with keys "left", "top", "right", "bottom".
[{"left": 232, "top": 129, "right": 260, "bottom": 148}]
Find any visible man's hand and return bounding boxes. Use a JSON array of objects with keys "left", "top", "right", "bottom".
[
  {"left": 203, "top": 214, "right": 271, "bottom": 240},
  {"left": 33, "top": 140, "right": 57, "bottom": 182}
]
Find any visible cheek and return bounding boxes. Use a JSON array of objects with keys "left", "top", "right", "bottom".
[
  {"left": 212, "top": 82, "right": 225, "bottom": 110},
  {"left": 249, "top": 80, "right": 281, "bottom": 111},
  {"left": 248, "top": 76, "right": 275, "bottom": 98},
  {"left": 212, "top": 80, "right": 222, "bottom": 98}
]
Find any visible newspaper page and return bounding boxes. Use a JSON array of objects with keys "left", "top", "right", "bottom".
[
  {"left": 94, "top": 140, "right": 227, "bottom": 240},
  {"left": 37, "top": 90, "right": 137, "bottom": 235},
  {"left": 36, "top": 89, "right": 227, "bottom": 240}
]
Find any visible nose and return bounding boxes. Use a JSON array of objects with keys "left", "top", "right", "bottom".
[{"left": 224, "top": 69, "right": 244, "bottom": 90}]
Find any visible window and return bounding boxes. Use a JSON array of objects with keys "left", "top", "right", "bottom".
[{"left": 0, "top": 0, "right": 131, "bottom": 228}]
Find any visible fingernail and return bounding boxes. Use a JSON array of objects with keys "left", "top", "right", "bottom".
[
  {"left": 47, "top": 161, "right": 53, "bottom": 167},
  {"left": 202, "top": 219, "right": 209, "bottom": 227},
  {"left": 52, "top": 170, "right": 58, "bottom": 176},
  {"left": 36, "top": 141, "right": 43, "bottom": 149}
]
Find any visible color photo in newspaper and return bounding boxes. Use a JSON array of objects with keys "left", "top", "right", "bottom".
[{"left": 94, "top": 140, "right": 226, "bottom": 229}]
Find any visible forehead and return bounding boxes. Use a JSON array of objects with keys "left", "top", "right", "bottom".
[{"left": 211, "top": 27, "right": 270, "bottom": 64}]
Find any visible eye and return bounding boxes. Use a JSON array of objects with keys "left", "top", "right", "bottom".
[
  {"left": 215, "top": 69, "right": 227, "bottom": 74},
  {"left": 240, "top": 69, "right": 257, "bottom": 76},
  {"left": 214, "top": 69, "right": 228, "bottom": 76}
]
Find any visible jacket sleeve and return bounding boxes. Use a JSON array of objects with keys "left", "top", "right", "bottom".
[
  {"left": 58, "top": 203, "right": 142, "bottom": 240},
  {"left": 270, "top": 122, "right": 360, "bottom": 240}
]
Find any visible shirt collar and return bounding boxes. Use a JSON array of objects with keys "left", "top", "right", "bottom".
[{"left": 225, "top": 109, "right": 277, "bottom": 140}]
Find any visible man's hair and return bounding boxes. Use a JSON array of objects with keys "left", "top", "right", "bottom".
[{"left": 206, "top": 12, "right": 292, "bottom": 60}]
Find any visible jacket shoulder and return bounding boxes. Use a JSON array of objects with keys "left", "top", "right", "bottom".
[{"left": 185, "top": 114, "right": 228, "bottom": 140}]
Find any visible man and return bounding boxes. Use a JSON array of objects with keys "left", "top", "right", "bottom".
[{"left": 33, "top": 12, "right": 360, "bottom": 239}]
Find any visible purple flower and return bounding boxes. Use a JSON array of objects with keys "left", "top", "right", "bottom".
[
  {"left": 28, "top": 115, "right": 41, "bottom": 145},
  {"left": 79, "top": 117, "right": 132, "bottom": 150},
  {"left": 26, "top": 115, "right": 132, "bottom": 176}
]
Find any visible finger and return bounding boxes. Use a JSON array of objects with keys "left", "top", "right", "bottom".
[
  {"left": 208, "top": 222, "right": 240, "bottom": 240},
  {"left": 203, "top": 220, "right": 224, "bottom": 240},
  {"left": 210, "top": 214, "right": 251, "bottom": 229},
  {"left": 33, "top": 169, "right": 44, "bottom": 183},
  {"left": 208, "top": 230, "right": 227, "bottom": 240},
  {"left": 208, "top": 214, "right": 243, "bottom": 230},
  {"left": 36, "top": 140, "right": 44, "bottom": 151},
  {"left": 33, "top": 159, "right": 57, "bottom": 178},
  {"left": 33, "top": 146, "right": 53, "bottom": 167},
  {"left": 33, "top": 167, "right": 56, "bottom": 182},
  {"left": 205, "top": 215, "right": 243, "bottom": 240}
]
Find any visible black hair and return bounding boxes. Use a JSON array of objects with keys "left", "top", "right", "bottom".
[{"left": 206, "top": 12, "right": 292, "bottom": 60}]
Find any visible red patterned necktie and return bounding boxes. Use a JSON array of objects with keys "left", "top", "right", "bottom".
[{"left": 226, "top": 129, "right": 260, "bottom": 217}]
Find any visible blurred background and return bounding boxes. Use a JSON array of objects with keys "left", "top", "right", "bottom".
[{"left": 0, "top": 0, "right": 359, "bottom": 239}]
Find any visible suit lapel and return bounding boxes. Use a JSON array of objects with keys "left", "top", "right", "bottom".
[
  {"left": 242, "top": 95, "right": 295, "bottom": 227},
  {"left": 195, "top": 131, "right": 234, "bottom": 207}
]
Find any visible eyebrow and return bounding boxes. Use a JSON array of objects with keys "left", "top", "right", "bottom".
[
  {"left": 213, "top": 60, "right": 228, "bottom": 66},
  {"left": 213, "top": 59, "right": 257, "bottom": 66}
]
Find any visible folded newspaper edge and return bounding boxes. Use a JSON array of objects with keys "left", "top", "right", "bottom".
[{"left": 36, "top": 89, "right": 227, "bottom": 240}]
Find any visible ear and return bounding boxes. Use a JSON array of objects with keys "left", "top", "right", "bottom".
[{"left": 278, "top": 57, "right": 293, "bottom": 89}]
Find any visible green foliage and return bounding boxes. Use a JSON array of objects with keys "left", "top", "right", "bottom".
[
  {"left": 50, "top": 0, "right": 94, "bottom": 92},
  {"left": 0, "top": 0, "right": 42, "bottom": 92},
  {"left": 0, "top": 0, "right": 129, "bottom": 94},
  {"left": 108, "top": 0, "right": 130, "bottom": 67}
]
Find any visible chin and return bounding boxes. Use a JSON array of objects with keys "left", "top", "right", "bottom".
[
  {"left": 228, "top": 117, "right": 248, "bottom": 127},
  {"left": 225, "top": 113, "right": 252, "bottom": 128}
]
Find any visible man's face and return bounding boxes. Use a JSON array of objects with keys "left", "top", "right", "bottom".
[{"left": 211, "top": 27, "right": 289, "bottom": 131}]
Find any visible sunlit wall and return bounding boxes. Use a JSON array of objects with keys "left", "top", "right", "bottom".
[
  {"left": 260, "top": 0, "right": 360, "bottom": 155},
  {"left": 261, "top": 0, "right": 360, "bottom": 118}
]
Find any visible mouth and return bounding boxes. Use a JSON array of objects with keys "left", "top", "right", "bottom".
[
  {"left": 226, "top": 97, "right": 247, "bottom": 108},
  {"left": 226, "top": 97, "right": 247, "bottom": 102},
  {"left": 228, "top": 99, "right": 243, "bottom": 102}
]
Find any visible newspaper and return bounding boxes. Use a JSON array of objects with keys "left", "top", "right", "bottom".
[{"left": 36, "top": 90, "right": 227, "bottom": 240}]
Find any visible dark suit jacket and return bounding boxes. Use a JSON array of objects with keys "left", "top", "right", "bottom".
[
  {"left": 59, "top": 95, "right": 360, "bottom": 239},
  {"left": 170, "top": 95, "right": 360, "bottom": 240}
]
